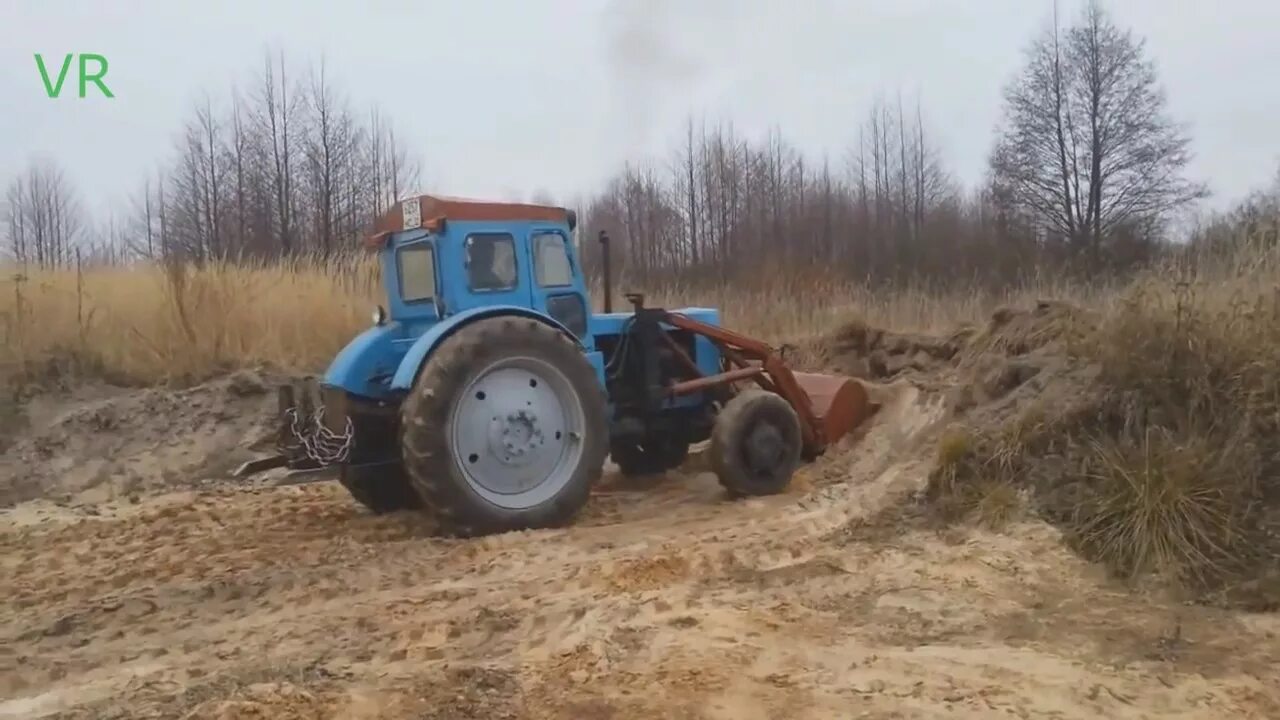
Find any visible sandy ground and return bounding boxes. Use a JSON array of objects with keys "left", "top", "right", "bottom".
[{"left": 2, "top": 378, "right": 1279, "bottom": 719}]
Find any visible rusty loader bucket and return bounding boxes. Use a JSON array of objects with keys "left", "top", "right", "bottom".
[{"left": 793, "top": 372, "right": 874, "bottom": 447}]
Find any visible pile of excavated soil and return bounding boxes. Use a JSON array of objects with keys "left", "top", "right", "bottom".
[
  {"left": 825, "top": 300, "right": 1280, "bottom": 610},
  {"left": 805, "top": 318, "right": 970, "bottom": 382},
  {"left": 808, "top": 300, "right": 1109, "bottom": 454},
  {"left": 2, "top": 314, "right": 1279, "bottom": 718},
  {"left": 0, "top": 371, "right": 279, "bottom": 508},
  {"left": 945, "top": 300, "right": 1102, "bottom": 425}
]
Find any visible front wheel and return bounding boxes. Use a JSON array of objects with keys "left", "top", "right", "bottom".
[
  {"left": 400, "top": 316, "right": 609, "bottom": 537},
  {"left": 710, "top": 389, "right": 803, "bottom": 497}
]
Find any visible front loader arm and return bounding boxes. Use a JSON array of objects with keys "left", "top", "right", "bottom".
[
  {"left": 661, "top": 312, "right": 827, "bottom": 454},
  {"left": 621, "top": 293, "right": 871, "bottom": 458}
]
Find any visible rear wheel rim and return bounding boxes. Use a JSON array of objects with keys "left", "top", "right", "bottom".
[{"left": 448, "top": 356, "right": 586, "bottom": 510}]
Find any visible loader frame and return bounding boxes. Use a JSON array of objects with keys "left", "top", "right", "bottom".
[{"left": 614, "top": 292, "right": 861, "bottom": 460}]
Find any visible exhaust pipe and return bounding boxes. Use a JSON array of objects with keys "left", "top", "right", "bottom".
[{"left": 598, "top": 230, "right": 612, "bottom": 313}]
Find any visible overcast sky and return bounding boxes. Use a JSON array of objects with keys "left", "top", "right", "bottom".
[{"left": 3, "top": 0, "right": 1278, "bottom": 220}]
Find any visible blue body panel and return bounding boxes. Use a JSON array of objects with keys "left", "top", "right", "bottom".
[
  {"left": 323, "top": 323, "right": 408, "bottom": 399},
  {"left": 322, "top": 213, "right": 723, "bottom": 412},
  {"left": 588, "top": 308, "right": 722, "bottom": 380}
]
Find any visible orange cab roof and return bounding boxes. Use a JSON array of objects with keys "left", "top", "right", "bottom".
[{"left": 365, "top": 194, "right": 571, "bottom": 248}]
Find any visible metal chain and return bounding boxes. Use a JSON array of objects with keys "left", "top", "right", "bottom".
[{"left": 284, "top": 405, "right": 354, "bottom": 466}]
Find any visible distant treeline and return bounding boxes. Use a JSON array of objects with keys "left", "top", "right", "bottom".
[{"left": 5, "top": 1, "right": 1277, "bottom": 288}]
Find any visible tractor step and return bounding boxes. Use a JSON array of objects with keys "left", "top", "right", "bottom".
[
  {"left": 231, "top": 454, "right": 337, "bottom": 485},
  {"left": 232, "top": 452, "right": 327, "bottom": 475},
  {"left": 272, "top": 467, "right": 339, "bottom": 486},
  {"left": 232, "top": 455, "right": 289, "bottom": 477}
]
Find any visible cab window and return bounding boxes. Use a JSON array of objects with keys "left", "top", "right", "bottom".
[
  {"left": 465, "top": 233, "right": 517, "bottom": 291},
  {"left": 397, "top": 244, "right": 436, "bottom": 302},
  {"left": 533, "top": 232, "right": 573, "bottom": 287}
]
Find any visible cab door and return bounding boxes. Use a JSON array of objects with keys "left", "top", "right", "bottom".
[{"left": 527, "top": 227, "right": 591, "bottom": 344}]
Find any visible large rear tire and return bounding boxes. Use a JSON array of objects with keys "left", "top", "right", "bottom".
[
  {"left": 710, "top": 389, "right": 803, "bottom": 497},
  {"left": 400, "top": 316, "right": 609, "bottom": 537},
  {"left": 338, "top": 463, "right": 422, "bottom": 514}
]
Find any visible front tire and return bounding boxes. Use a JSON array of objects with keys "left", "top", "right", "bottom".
[
  {"left": 710, "top": 389, "right": 803, "bottom": 497},
  {"left": 400, "top": 316, "right": 609, "bottom": 537}
]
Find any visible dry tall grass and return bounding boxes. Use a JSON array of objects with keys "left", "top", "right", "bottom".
[
  {"left": 1, "top": 258, "right": 381, "bottom": 388},
  {"left": 0, "top": 255, "right": 1111, "bottom": 389}
]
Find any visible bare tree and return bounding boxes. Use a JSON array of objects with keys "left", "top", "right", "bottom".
[
  {"left": 258, "top": 50, "right": 300, "bottom": 256},
  {"left": 2, "top": 158, "right": 84, "bottom": 268},
  {"left": 305, "top": 56, "right": 342, "bottom": 255},
  {"left": 228, "top": 88, "right": 251, "bottom": 256},
  {"left": 990, "top": 0, "right": 1206, "bottom": 268}
]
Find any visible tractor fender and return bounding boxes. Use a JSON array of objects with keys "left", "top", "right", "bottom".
[
  {"left": 322, "top": 323, "right": 403, "bottom": 399},
  {"left": 389, "top": 306, "right": 584, "bottom": 393}
]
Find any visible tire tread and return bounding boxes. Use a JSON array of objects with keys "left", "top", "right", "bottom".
[
  {"left": 400, "top": 317, "right": 608, "bottom": 536},
  {"left": 709, "top": 388, "right": 802, "bottom": 497}
]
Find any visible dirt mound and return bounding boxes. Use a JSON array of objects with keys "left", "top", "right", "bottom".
[
  {"left": 807, "top": 301, "right": 1109, "bottom": 534},
  {"left": 946, "top": 300, "right": 1100, "bottom": 417},
  {"left": 808, "top": 318, "right": 969, "bottom": 380},
  {"left": 808, "top": 301, "right": 1097, "bottom": 425},
  {"left": 0, "top": 370, "right": 279, "bottom": 507},
  {"left": 958, "top": 300, "right": 1096, "bottom": 363},
  {"left": 923, "top": 298, "right": 1280, "bottom": 609}
]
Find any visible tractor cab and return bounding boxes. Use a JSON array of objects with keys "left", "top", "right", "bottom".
[{"left": 366, "top": 195, "right": 590, "bottom": 341}]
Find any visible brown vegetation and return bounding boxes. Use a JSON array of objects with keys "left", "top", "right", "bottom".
[{"left": 922, "top": 234, "right": 1280, "bottom": 608}]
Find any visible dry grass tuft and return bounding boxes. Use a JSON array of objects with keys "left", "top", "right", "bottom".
[
  {"left": 928, "top": 424, "right": 1025, "bottom": 531},
  {"left": 935, "top": 427, "right": 974, "bottom": 470},
  {"left": 973, "top": 480, "right": 1024, "bottom": 531},
  {"left": 1073, "top": 426, "right": 1260, "bottom": 582}
]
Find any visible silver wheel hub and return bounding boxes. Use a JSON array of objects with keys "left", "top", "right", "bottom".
[
  {"left": 491, "top": 410, "right": 545, "bottom": 465},
  {"left": 448, "top": 356, "right": 586, "bottom": 510}
]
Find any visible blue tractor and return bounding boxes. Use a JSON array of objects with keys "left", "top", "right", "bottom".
[{"left": 238, "top": 195, "right": 871, "bottom": 536}]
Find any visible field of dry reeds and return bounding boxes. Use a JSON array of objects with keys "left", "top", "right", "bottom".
[{"left": 0, "top": 252, "right": 1121, "bottom": 389}]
